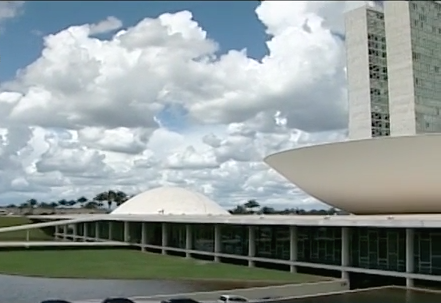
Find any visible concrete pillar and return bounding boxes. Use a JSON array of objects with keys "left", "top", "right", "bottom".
[
  {"left": 54, "top": 225, "right": 58, "bottom": 240},
  {"left": 214, "top": 224, "right": 221, "bottom": 262},
  {"left": 108, "top": 222, "right": 113, "bottom": 240},
  {"left": 248, "top": 226, "right": 255, "bottom": 267},
  {"left": 406, "top": 228, "right": 415, "bottom": 288},
  {"left": 83, "top": 223, "right": 88, "bottom": 242},
  {"left": 124, "top": 221, "right": 130, "bottom": 242},
  {"left": 341, "top": 227, "right": 350, "bottom": 280},
  {"left": 72, "top": 224, "right": 77, "bottom": 241},
  {"left": 185, "top": 224, "right": 192, "bottom": 258},
  {"left": 63, "top": 225, "right": 68, "bottom": 241},
  {"left": 290, "top": 226, "right": 298, "bottom": 273},
  {"left": 95, "top": 222, "right": 100, "bottom": 240},
  {"left": 141, "top": 222, "right": 146, "bottom": 251},
  {"left": 161, "top": 222, "right": 168, "bottom": 255},
  {"left": 26, "top": 229, "right": 30, "bottom": 241}
]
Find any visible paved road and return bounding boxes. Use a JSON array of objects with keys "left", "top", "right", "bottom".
[
  {"left": 75, "top": 300, "right": 294, "bottom": 303},
  {"left": 76, "top": 300, "right": 215, "bottom": 303}
]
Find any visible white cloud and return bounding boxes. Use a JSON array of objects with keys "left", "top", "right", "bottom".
[
  {"left": 89, "top": 16, "right": 123, "bottom": 35},
  {"left": 0, "top": 1, "right": 357, "bottom": 210},
  {"left": 0, "top": 1, "right": 24, "bottom": 25}
]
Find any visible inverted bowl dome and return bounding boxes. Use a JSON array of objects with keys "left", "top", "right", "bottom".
[{"left": 264, "top": 134, "right": 441, "bottom": 215}]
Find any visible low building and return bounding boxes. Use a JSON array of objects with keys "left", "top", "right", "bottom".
[{"left": 30, "top": 179, "right": 441, "bottom": 289}]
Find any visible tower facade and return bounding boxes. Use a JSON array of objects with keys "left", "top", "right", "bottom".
[{"left": 345, "top": 1, "right": 441, "bottom": 139}]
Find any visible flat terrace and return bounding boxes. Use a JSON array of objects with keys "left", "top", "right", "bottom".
[{"left": 28, "top": 213, "right": 441, "bottom": 228}]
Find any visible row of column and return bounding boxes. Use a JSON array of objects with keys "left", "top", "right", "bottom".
[{"left": 57, "top": 222, "right": 415, "bottom": 286}]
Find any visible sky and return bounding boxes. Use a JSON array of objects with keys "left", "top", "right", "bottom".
[{"left": 0, "top": 1, "right": 371, "bottom": 210}]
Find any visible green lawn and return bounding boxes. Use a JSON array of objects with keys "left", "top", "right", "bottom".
[
  {"left": 0, "top": 216, "right": 53, "bottom": 241},
  {"left": 0, "top": 249, "right": 329, "bottom": 282}
]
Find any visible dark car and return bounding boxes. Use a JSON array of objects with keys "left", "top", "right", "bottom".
[
  {"left": 260, "top": 296, "right": 282, "bottom": 301},
  {"left": 102, "top": 298, "right": 135, "bottom": 303},
  {"left": 40, "top": 300, "right": 72, "bottom": 303},
  {"left": 160, "top": 298, "right": 201, "bottom": 303}
]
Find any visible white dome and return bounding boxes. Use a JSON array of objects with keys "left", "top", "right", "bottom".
[{"left": 111, "top": 186, "right": 230, "bottom": 215}]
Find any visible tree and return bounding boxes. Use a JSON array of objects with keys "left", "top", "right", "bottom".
[
  {"left": 58, "top": 199, "right": 67, "bottom": 207},
  {"left": 27, "top": 199, "right": 37, "bottom": 214},
  {"left": 229, "top": 205, "right": 247, "bottom": 214},
  {"left": 258, "top": 206, "right": 276, "bottom": 214},
  {"left": 108, "top": 190, "right": 116, "bottom": 208},
  {"left": 327, "top": 207, "right": 338, "bottom": 215},
  {"left": 114, "top": 191, "right": 128, "bottom": 207},
  {"left": 77, "top": 196, "right": 88, "bottom": 208},
  {"left": 27, "top": 198, "right": 37, "bottom": 208},
  {"left": 244, "top": 200, "right": 260, "bottom": 213},
  {"left": 39, "top": 202, "right": 51, "bottom": 209},
  {"left": 84, "top": 201, "right": 99, "bottom": 209},
  {"left": 94, "top": 191, "right": 112, "bottom": 209}
]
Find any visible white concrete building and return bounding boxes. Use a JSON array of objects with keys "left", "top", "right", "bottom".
[
  {"left": 346, "top": 1, "right": 441, "bottom": 139},
  {"left": 3, "top": 182, "right": 434, "bottom": 289}
]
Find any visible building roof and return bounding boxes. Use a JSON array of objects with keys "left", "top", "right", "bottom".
[
  {"left": 28, "top": 213, "right": 441, "bottom": 228},
  {"left": 110, "top": 186, "right": 230, "bottom": 216},
  {"left": 264, "top": 134, "right": 441, "bottom": 215}
]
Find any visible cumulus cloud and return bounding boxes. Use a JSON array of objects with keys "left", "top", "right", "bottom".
[
  {"left": 89, "top": 16, "right": 123, "bottom": 35},
  {"left": 0, "top": 1, "right": 360, "bottom": 209},
  {"left": 0, "top": 1, "right": 24, "bottom": 25}
]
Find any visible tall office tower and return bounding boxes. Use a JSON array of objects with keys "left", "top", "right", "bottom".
[
  {"left": 345, "top": 1, "right": 441, "bottom": 139},
  {"left": 385, "top": 1, "right": 441, "bottom": 136},
  {"left": 345, "top": 4, "right": 389, "bottom": 140}
]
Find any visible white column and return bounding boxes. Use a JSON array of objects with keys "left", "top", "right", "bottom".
[
  {"left": 95, "top": 222, "right": 100, "bottom": 240},
  {"left": 185, "top": 224, "right": 192, "bottom": 258},
  {"left": 72, "top": 224, "right": 77, "bottom": 241},
  {"left": 108, "top": 222, "right": 113, "bottom": 240},
  {"left": 83, "top": 223, "right": 88, "bottom": 242},
  {"left": 290, "top": 226, "right": 298, "bottom": 273},
  {"left": 124, "top": 221, "right": 129, "bottom": 242},
  {"left": 26, "top": 229, "right": 30, "bottom": 241},
  {"left": 63, "top": 225, "right": 68, "bottom": 241},
  {"left": 214, "top": 224, "right": 221, "bottom": 262},
  {"left": 141, "top": 222, "right": 146, "bottom": 251},
  {"left": 406, "top": 228, "right": 415, "bottom": 288},
  {"left": 161, "top": 222, "right": 168, "bottom": 255},
  {"left": 248, "top": 226, "right": 255, "bottom": 267},
  {"left": 341, "top": 227, "right": 350, "bottom": 280}
]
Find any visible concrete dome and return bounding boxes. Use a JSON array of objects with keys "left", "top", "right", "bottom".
[
  {"left": 111, "top": 186, "right": 230, "bottom": 215},
  {"left": 265, "top": 134, "right": 441, "bottom": 215}
]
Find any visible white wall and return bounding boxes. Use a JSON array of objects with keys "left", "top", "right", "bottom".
[
  {"left": 384, "top": 1, "right": 417, "bottom": 136},
  {"left": 345, "top": 6, "right": 373, "bottom": 140}
]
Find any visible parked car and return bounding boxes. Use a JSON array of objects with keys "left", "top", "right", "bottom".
[
  {"left": 217, "top": 295, "right": 249, "bottom": 303},
  {"left": 160, "top": 298, "right": 201, "bottom": 303},
  {"left": 102, "top": 298, "right": 135, "bottom": 303},
  {"left": 260, "top": 296, "right": 282, "bottom": 301},
  {"left": 40, "top": 300, "right": 72, "bottom": 303}
]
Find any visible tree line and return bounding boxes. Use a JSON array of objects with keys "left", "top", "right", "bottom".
[
  {"left": 5, "top": 194, "right": 340, "bottom": 215},
  {"left": 228, "top": 199, "right": 346, "bottom": 215},
  {"left": 6, "top": 190, "right": 131, "bottom": 211}
]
